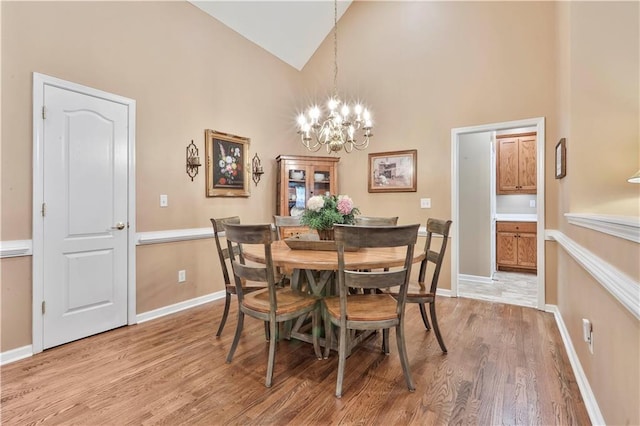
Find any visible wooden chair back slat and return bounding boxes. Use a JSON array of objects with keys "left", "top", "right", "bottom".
[
  {"left": 334, "top": 224, "right": 418, "bottom": 249},
  {"left": 344, "top": 269, "right": 408, "bottom": 290},
  {"left": 354, "top": 216, "right": 399, "bottom": 226}
]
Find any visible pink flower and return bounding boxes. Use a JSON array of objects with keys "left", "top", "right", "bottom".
[{"left": 337, "top": 196, "right": 354, "bottom": 215}]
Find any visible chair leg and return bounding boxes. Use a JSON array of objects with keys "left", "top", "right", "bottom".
[
  {"left": 312, "top": 306, "right": 322, "bottom": 360},
  {"left": 265, "top": 320, "right": 278, "bottom": 387},
  {"left": 382, "top": 328, "right": 390, "bottom": 354},
  {"left": 336, "top": 324, "right": 348, "bottom": 398},
  {"left": 396, "top": 321, "right": 415, "bottom": 392},
  {"left": 226, "top": 310, "right": 244, "bottom": 363},
  {"left": 323, "top": 307, "right": 332, "bottom": 359},
  {"left": 419, "top": 303, "right": 431, "bottom": 331},
  {"left": 264, "top": 321, "right": 270, "bottom": 342},
  {"left": 216, "top": 292, "right": 232, "bottom": 337},
  {"left": 429, "top": 302, "right": 447, "bottom": 353}
]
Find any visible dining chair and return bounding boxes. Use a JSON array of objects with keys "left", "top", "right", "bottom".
[
  {"left": 354, "top": 216, "right": 399, "bottom": 226},
  {"left": 210, "top": 217, "right": 267, "bottom": 337},
  {"left": 389, "top": 218, "right": 452, "bottom": 353},
  {"left": 223, "top": 222, "right": 322, "bottom": 388},
  {"left": 273, "top": 215, "right": 308, "bottom": 240},
  {"left": 323, "top": 223, "right": 420, "bottom": 398}
]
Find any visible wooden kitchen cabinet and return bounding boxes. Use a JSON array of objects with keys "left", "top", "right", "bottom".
[
  {"left": 496, "top": 221, "right": 537, "bottom": 272},
  {"left": 496, "top": 133, "right": 537, "bottom": 194},
  {"left": 276, "top": 155, "right": 339, "bottom": 217}
]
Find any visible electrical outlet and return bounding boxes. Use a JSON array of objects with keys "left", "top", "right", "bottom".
[
  {"left": 582, "top": 318, "right": 593, "bottom": 354},
  {"left": 529, "top": 199, "right": 536, "bottom": 208},
  {"left": 420, "top": 198, "right": 431, "bottom": 209},
  {"left": 589, "top": 331, "right": 594, "bottom": 354},
  {"left": 178, "top": 270, "right": 186, "bottom": 283},
  {"left": 160, "top": 194, "right": 168, "bottom": 207}
]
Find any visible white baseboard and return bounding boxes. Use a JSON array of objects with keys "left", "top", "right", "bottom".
[
  {"left": 0, "top": 345, "right": 33, "bottom": 365},
  {"left": 136, "top": 291, "right": 226, "bottom": 324},
  {"left": 458, "top": 274, "right": 494, "bottom": 284},
  {"left": 545, "top": 304, "right": 605, "bottom": 426},
  {"left": 436, "top": 288, "right": 452, "bottom": 297}
]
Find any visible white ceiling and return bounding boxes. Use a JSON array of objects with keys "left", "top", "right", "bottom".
[{"left": 190, "top": 1, "right": 352, "bottom": 71}]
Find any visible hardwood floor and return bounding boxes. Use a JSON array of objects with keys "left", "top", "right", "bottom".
[{"left": 1, "top": 297, "right": 590, "bottom": 425}]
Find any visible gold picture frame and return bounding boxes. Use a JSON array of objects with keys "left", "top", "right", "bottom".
[
  {"left": 205, "top": 129, "right": 250, "bottom": 197},
  {"left": 368, "top": 149, "right": 417, "bottom": 193}
]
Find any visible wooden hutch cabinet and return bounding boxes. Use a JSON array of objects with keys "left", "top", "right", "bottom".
[
  {"left": 496, "top": 221, "right": 537, "bottom": 272},
  {"left": 276, "top": 155, "right": 340, "bottom": 217},
  {"left": 496, "top": 133, "right": 537, "bottom": 194}
]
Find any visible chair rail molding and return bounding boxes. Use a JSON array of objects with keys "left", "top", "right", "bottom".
[
  {"left": 546, "top": 229, "right": 640, "bottom": 320},
  {"left": 136, "top": 227, "right": 213, "bottom": 245},
  {"left": 0, "top": 240, "right": 33, "bottom": 258},
  {"left": 565, "top": 213, "right": 640, "bottom": 243}
]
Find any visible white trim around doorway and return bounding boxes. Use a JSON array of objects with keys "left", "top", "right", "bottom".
[
  {"left": 31, "top": 73, "right": 137, "bottom": 354},
  {"left": 451, "top": 117, "right": 546, "bottom": 310}
]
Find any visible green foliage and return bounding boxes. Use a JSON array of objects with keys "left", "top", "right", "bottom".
[{"left": 299, "top": 194, "right": 360, "bottom": 230}]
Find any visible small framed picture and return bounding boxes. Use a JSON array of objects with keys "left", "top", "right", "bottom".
[
  {"left": 205, "top": 129, "right": 250, "bottom": 197},
  {"left": 555, "top": 138, "right": 566, "bottom": 179},
  {"left": 368, "top": 149, "right": 417, "bottom": 193}
]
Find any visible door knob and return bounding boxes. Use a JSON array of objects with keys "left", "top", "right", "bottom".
[{"left": 112, "top": 222, "right": 126, "bottom": 230}]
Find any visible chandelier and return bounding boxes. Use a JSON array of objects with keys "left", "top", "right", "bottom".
[{"left": 296, "top": 0, "right": 373, "bottom": 153}]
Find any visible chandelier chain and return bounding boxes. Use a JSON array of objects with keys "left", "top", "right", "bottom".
[
  {"left": 295, "top": 0, "right": 373, "bottom": 154},
  {"left": 333, "top": 0, "right": 338, "bottom": 98}
]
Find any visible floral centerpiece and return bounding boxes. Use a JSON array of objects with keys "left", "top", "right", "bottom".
[{"left": 300, "top": 194, "right": 360, "bottom": 240}]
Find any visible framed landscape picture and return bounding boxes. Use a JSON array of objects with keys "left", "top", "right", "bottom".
[
  {"left": 205, "top": 129, "right": 250, "bottom": 197},
  {"left": 368, "top": 149, "right": 417, "bottom": 193}
]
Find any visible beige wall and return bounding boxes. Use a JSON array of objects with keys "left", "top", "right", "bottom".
[
  {"left": 0, "top": 1, "right": 303, "bottom": 350},
  {"left": 555, "top": 2, "right": 639, "bottom": 425}
]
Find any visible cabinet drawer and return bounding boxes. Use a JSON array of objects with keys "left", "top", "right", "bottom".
[{"left": 496, "top": 221, "right": 536, "bottom": 233}]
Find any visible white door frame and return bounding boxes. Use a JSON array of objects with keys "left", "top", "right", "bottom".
[
  {"left": 451, "top": 117, "right": 546, "bottom": 310},
  {"left": 32, "top": 72, "right": 137, "bottom": 354}
]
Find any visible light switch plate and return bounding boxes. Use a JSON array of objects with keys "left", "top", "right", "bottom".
[
  {"left": 420, "top": 198, "right": 431, "bottom": 209},
  {"left": 160, "top": 194, "right": 168, "bottom": 207}
]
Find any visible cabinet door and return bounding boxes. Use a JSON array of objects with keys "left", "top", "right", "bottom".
[
  {"left": 496, "top": 231, "right": 518, "bottom": 267},
  {"left": 284, "top": 163, "right": 309, "bottom": 216},
  {"left": 518, "top": 136, "right": 537, "bottom": 193},
  {"left": 309, "top": 164, "right": 334, "bottom": 199},
  {"left": 517, "top": 232, "right": 537, "bottom": 268},
  {"left": 497, "top": 138, "right": 518, "bottom": 193}
]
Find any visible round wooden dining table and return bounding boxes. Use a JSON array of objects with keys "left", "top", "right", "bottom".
[
  {"left": 241, "top": 239, "right": 425, "bottom": 352},
  {"left": 241, "top": 240, "right": 424, "bottom": 271}
]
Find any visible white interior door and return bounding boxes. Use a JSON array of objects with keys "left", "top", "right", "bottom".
[{"left": 41, "top": 84, "right": 129, "bottom": 349}]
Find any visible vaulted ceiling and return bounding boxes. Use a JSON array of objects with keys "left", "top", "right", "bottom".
[{"left": 189, "top": 1, "right": 352, "bottom": 71}]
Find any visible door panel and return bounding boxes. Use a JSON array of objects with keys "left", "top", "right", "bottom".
[{"left": 43, "top": 85, "right": 128, "bottom": 349}]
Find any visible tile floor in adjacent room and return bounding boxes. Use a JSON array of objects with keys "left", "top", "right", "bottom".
[{"left": 458, "top": 271, "right": 538, "bottom": 308}]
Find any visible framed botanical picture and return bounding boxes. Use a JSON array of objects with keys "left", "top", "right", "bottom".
[
  {"left": 368, "top": 149, "right": 417, "bottom": 193},
  {"left": 205, "top": 129, "right": 250, "bottom": 197},
  {"left": 555, "top": 138, "right": 566, "bottom": 179}
]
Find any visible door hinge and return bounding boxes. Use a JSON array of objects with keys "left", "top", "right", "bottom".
[
  {"left": 41, "top": 202, "right": 46, "bottom": 217},
  {"left": 42, "top": 106, "right": 46, "bottom": 119},
  {"left": 42, "top": 301, "right": 46, "bottom": 315}
]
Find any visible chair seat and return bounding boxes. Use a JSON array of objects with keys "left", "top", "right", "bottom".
[
  {"left": 244, "top": 288, "right": 318, "bottom": 315},
  {"left": 387, "top": 281, "right": 435, "bottom": 301},
  {"left": 324, "top": 294, "right": 399, "bottom": 322}
]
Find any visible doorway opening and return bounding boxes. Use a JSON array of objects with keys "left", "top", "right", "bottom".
[{"left": 451, "top": 117, "right": 545, "bottom": 310}]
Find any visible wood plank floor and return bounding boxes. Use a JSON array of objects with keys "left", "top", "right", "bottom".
[{"left": 1, "top": 297, "right": 591, "bottom": 425}]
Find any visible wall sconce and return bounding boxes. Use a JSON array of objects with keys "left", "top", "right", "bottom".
[
  {"left": 252, "top": 153, "right": 264, "bottom": 186},
  {"left": 627, "top": 170, "right": 640, "bottom": 184},
  {"left": 186, "top": 140, "right": 201, "bottom": 181}
]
